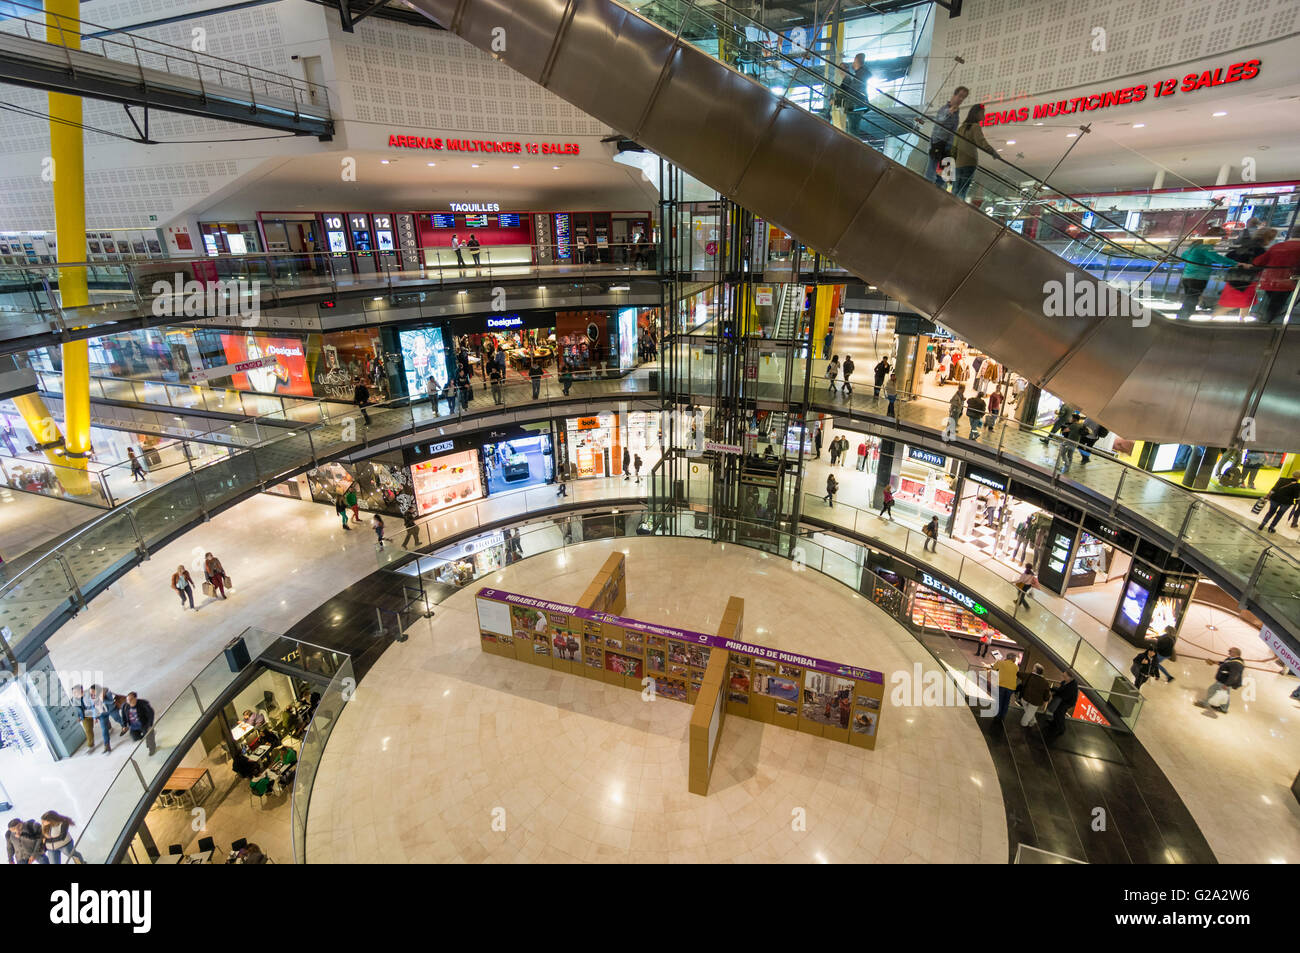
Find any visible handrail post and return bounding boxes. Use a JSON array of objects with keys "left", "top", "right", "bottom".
[
  {"left": 54, "top": 553, "right": 86, "bottom": 612},
  {"left": 1238, "top": 549, "right": 1269, "bottom": 611},
  {"left": 1171, "top": 499, "right": 1198, "bottom": 557},
  {"left": 1109, "top": 468, "right": 1126, "bottom": 516},
  {"left": 123, "top": 507, "right": 148, "bottom": 558}
]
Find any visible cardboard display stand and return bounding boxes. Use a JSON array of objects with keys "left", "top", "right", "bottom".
[{"left": 578, "top": 552, "right": 626, "bottom": 615}]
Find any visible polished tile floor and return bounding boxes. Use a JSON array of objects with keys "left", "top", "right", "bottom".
[{"left": 307, "top": 538, "right": 1008, "bottom": 863}]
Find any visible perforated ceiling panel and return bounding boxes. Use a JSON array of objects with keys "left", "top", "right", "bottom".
[{"left": 931, "top": 0, "right": 1297, "bottom": 104}]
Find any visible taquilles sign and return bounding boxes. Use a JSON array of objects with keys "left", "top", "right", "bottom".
[
  {"left": 476, "top": 587, "right": 885, "bottom": 683},
  {"left": 981, "top": 57, "right": 1261, "bottom": 127}
]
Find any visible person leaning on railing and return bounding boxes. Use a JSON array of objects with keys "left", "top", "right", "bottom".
[{"left": 950, "top": 104, "right": 998, "bottom": 201}]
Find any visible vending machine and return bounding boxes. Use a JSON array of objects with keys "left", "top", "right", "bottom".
[
  {"left": 321, "top": 212, "right": 354, "bottom": 277},
  {"left": 371, "top": 213, "right": 400, "bottom": 271},
  {"left": 347, "top": 212, "right": 377, "bottom": 275}
]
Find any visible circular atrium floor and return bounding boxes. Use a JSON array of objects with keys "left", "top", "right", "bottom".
[{"left": 306, "top": 537, "right": 1007, "bottom": 863}]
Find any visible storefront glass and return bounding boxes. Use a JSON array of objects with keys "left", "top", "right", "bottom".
[
  {"left": 411, "top": 448, "right": 483, "bottom": 516},
  {"left": 565, "top": 413, "right": 622, "bottom": 478},
  {"left": 895, "top": 444, "right": 956, "bottom": 523},
  {"left": 482, "top": 433, "right": 554, "bottom": 494},
  {"left": 305, "top": 457, "right": 413, "bottom": 516}
]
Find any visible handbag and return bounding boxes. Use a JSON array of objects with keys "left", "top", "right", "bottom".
[
  {"left": 1251, "top": 497, "right": 1267, "bottom": 514},
  {"left": 1207, "top": 685, "right": 1229, "bottom": 709}
]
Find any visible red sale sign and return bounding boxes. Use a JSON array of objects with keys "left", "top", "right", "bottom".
[{"left": 1072, "top": 693, "right": 1112, "bottom": 727}]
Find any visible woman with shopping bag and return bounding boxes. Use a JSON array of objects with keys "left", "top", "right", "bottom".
[{"left": 204, "top": 552, "right": 231, "bottom": 600}]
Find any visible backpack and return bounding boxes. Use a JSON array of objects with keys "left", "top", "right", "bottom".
[{"left": 1215, "top": 658, "right": 1244, "bottom": 689}]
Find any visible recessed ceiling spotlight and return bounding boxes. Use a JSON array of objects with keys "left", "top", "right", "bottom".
[
  {"left": 380, "top": 159, "right": 390, "bottom": 164},
  {"left": 1034, "top": 121, "right": 1044, "bottom": 125},
  {"left": 552, "top": 165, "right": 560, "bottom": 170},
  {"left": 1132, "top": 123, "right": 1145, "bottom": 128},
  {"left": 427, "top": 161, "right": 436, "bottom": 166},
  {"left": 512, "top": 164, "right": 520, "bottom": 169},
  {"left": 1212, "top": 111, "right": 1227, "bottom": 117},
  {"left": 471, "top": 163, "right": 481, "bottom": 168},
  {"left": 1066, "top": 132, "right": 1077, "bottom": 138},
  {"left": 1006, "top": 140, "right": 1015, "bottom": 144}
]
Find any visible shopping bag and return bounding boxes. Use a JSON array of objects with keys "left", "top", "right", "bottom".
[
  {"left": 1207, "top": 685, "right": 1229, "bottom": 709},
  {"left": 1251, "top": 498, "right": 1266, "bottom": 515},
  {"left": 202, "top": 581, "right": 215, "bottom": 597},
  {"left": 222, "top": 574, "right": 234, "bottom": 592}
]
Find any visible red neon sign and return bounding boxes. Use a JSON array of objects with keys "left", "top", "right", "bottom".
[
  {"left": 387, "top": 134, "right": 580, "bottom": 156},
  {"left": 980, "top": 58, "right": 1261, "bottom": 128}
]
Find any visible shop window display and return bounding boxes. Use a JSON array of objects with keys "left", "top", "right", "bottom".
[
  {"left": 411, "top": 448, "right": 483, "bottom": 516},
  {"left": 482, "top": 434, "right": 554, "bottom": 494},
  {"left": 306, "top": 458, "right": 413, "bottom": 516},
  {"left": 399, "top": 326, "right": 450, "bottom": 399},
  {"left": 565, "top": 413, "right": 622, "bottom": 478},
  {"left": 310, "top": 330, "right": 388, "bottom": 402}
]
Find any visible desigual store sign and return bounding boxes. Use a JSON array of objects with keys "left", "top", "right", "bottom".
[
  {"left": 387, "top": 134, "right": 581, "bottom": 155},
  {"left": 981, "top": 57, "right": 1262, "bottom": 127}
]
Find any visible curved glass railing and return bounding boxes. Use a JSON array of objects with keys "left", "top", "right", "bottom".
[{"left": 0, "top": 364, "right": 660, "bottom": 662}]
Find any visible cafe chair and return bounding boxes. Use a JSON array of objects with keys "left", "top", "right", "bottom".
[
  {"left": 249, "top": 775, "right": 272, "bottom": 807},
  {"left": 168, "top": 843, "right": 183, "bottom": 855},
  {"left": 231, "top": 838, "right": 248, "bottom": 852},
  {"left": 197, "top": 836, "right": 215, "bottom": 853}
]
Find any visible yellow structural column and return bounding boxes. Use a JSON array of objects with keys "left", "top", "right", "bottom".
[
  {"left": 811, "top": 286, "right": 836, "bottom": 353},
  {"left": 47, "top": 0, "right": 93, "bottom": 495}
]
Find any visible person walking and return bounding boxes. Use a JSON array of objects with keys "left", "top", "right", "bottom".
[
  {"left": 1131, "top": 647, "right": 1160, "bottom": 691},
  {"left": 172, "top": 564, "right": 195, "bottom": 611},
  {"left": 825, "top": 355, "right": 841, "bottom": 395},
  {"left": 987, "top": 390, "right": 1003, "bottom": 426},
  {"left": 1058, "top": 413, "right": 1088, "bottom": 473},
  {"left": 1017, "top": 663, "right": 1051, "bottom": 727},
  {"left": 457, "top": 367, "right": 473, "bottom": 409},
  {"left": 951, "top": 103, "right": 997, "bottom": 200},
  {"left": 467, "top": 233, "right": 482, "bottom": 269},
  {"left": 203, "top": 552, "right": 228, "bottom": 600},
  {"left": 841, "top": 354, "right": 855, "bottom": 398},
  {"left": 1043, "top": 671, "right": 1079, "bottom": 742},
  {"left": 128, "top": 447, "right": 146, "bottom": 482},
  {"left": 885, "top": 374, "right": 899, "bottom": 417},
  {"left": 442, "top": 378, "right": 458, "bottom": 414},
  {"left": 829, "top": 435, "right": 841, "bottom": 467},
  {"left": 5, "top": 818, "right": 45, "bottom": 864},
  {"left": 425, "top": 373, "right": 440, "bottom": 411},
  {"left": 1040, "top": 403, "right": 1072, "bottom": 444},
  {"left": 1258, "top": 477, "right": 1300, "bottom": 533},
  {"left": 555, "top": 461, "right": 569, "bottom": 497},
  {"left": 878, "top": 484, "right": 895, "bottom": 520},
  {"left": 839, "top": 436, "right": 852, "bottom": 466},
  {"left": 40, "top": 812, "right": 83, "bottom": 865},
  {"left": 1014, "top": 564, "right": 1036, "bottom": 609},
  {"left": 923, "top": 515, "right": 939, "bottom": 552},
  {"left": 622, "top": 446, "right": 631, "bottom": 482},
  {"left": 634, "top": 453, "right": 643, "bottom": 485},
  {"left": 813, "top": 424, "right": 823, "bottom": 459},
  {"left": 822, "top": 325, "right": 834, "bottom": 360},
  {"left": 489, "top": 363, "right": 505, "bottom": 404},
  {"left": 353, "top": 377, "right": 371, "bottom": 426},
  {"left": 346, "top": 486, "right": 360, "bottom": 524},
  {"left": 560, "top": 367, "right": 574, "bottom": 396},
  {"left": 872, "top": 356, "right": 889, "bottom": 399},
  {"left": 823, "top": 473, "right": 839, "bottom": 507},
  {"left": 1154, "top": 627, "right": 1177, "bottom": 683},
  {"left": 963, "top": 391, "right": 986, "bottom": 438},
  {"left": 1252, "top": 225, "right": 1300, "bottom": 323},
  {"left": 1195, "top": 647, "right": 1246, "bottom": 713},
  {"left": 335, "top": 494, "right": 350, "bottom": 530},
  {"left": 947, "top": 385, "right": 965, "bottom": 432},
  {"left": 991, "top": 654, "right": 1019, "bottom": 720},
  {"left": 121, "top": 692, "right": 156, "bottom": 756},
  {"left": 371, "top": 513, "right": 385, "bottom": 548},
  {"left": 856, "top": 440, "right": 868, "bottom": 471},
  {"left": 401, "top": 510, "right": 419, "bottom": 548},
  {"left": 69, "top": 684, "right": 97, "bottom": 753},
  {"left": 88, "top": 685, "right": 125, "bottom": 753},
  {"left": 974, "top": 633, "right": 991, "bottom": 658},
  {"left": 927, "top": 85, "right": 969, "bottom": 188},
  {"left": 529, "top": 360, "right": 543, "bottom": 399}
]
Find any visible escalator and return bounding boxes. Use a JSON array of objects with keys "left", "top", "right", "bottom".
[{"left": 408, "top": 0, "right": 1298, "bottom": 449}]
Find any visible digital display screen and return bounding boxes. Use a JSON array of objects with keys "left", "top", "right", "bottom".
[
  {"left": 376, "top": 230, "right": 395, "bottom": 251},
  {"left": 617, "top": 307, "right": 638, "bottom": 370},
  {"left": 554, "top": 213, "right": 571, "bottom": 260},
  {"left": 497, "top": 213, "right": 521, "bottom": 228},
  {"left": 327, "top": 231, "right": 348, "bottom": 253},
  {"left": 1120, "top": 581, "right": 1150, "bottom": 628},
  {"left": 431, "top": 214, "right": 457, "bottom": 228},
  {"left": 464, "top": 214, "right": 488, "bottom": 228},
  {"left": 399, "top": 326, "right": 450, "bottom": 398}
]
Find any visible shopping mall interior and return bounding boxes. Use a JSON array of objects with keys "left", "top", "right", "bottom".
[{"left": 0, "top": 0, "right": 1297, "bottom": 876}]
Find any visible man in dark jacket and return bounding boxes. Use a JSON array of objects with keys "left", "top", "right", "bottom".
[
  {"left": 1196, "top": 647, "right": 1245, "bottom": 713},
  {"left": 872, "top": 358, "right": 889, "bottom": 398},
  {"left": 1058, "top": 414, "right": 1088, "bottom": 473},
  {"left": 353, "top": 377, "right": 371, "bottom": 425},
  {"left": 529, "top": 361, "right": 543, "bottom": 399},
  {"left": 1154, "top": 627, "right": 1177, "bottom": 683},
  {"left": 1043, "top": 672, "right": 1079, "bottom": 742},
  {"left": 122, "top": 692, "right": 156, "bottom": 755},
  {"left": 1016, "top": 663, "right": 1051, "bottom": 726},
  {"left": 1040, "top": 403, "right": 1072, "bottom": 444},
  {"left": 5, "top": 818, "right": 46, "bottom": 864},
  {"left": 1258, "top": 477, "right": 1300, "bottom": 533}
]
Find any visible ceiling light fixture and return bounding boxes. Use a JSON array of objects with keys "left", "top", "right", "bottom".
[
  {"left": 471, "top": 162, "right": 481, "bottom": 168},
  {"left": 1132, "top": 123, "right": 1146, "bottom": 128},
  {"left": 552, "top": 165, "right": 560, "bottom": 170},
  {"left": 1066, "top": 132, "right": 1077, "bottom": 138},
  {"left": 512, "top": 164, "right": 520, "bottom": 169},
  {"left": 427, "top": 161, "right": 436, "bottom": 167},
  {"left": 1212, "top": 111, "right": 1227, "bottom": 117},
  {"left": 380, "top": 159, "right": 390, "bottom": 164},
  {"left": 1006, "top": 140, "right": 1016, "bottom": 144}
]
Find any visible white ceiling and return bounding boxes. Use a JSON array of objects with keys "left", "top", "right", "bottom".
[{"left": 195, "top": 146, "right": 660, "bottom": 219}]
